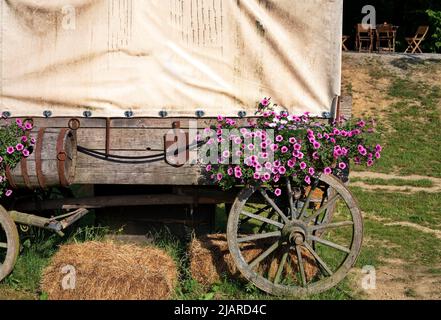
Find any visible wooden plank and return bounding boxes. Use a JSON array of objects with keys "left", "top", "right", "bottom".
[
  {"left": 15, "top": 193, "right": 234, "bottom": 211},
  {"left": 9, "top": 117, "right": 258, "bottom": 129}
]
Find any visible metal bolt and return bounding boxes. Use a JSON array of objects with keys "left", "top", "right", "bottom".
[
  {"left": 43, "top": 110, "right": 52, "bottom": 118},
  {"left": 83, "top": 111, "right": 92, "bottom": 118},
  {"left": 159, "top": 110, "right": 168, "bottom": 118},
  {"left": 195, "top": 110, "right": 205, "bottom": 118},
  {"left": 322, "top": 112, "right": 332, "bottom": 119},
  {"left": 2, "top": 111, "right": 11, "bottom": 118},
  {"left": 124, "top": 110, "right": 134, "bottom": 118},
  {"left": 238, "top": 111, "right": 247, "bottom": 118}
]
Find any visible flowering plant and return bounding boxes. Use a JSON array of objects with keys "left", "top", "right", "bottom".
[
  {"left": 202, "top": 98, "right": 382, "bottom": 192},
  {"left": 0, "top": 118, "right": 35, "bottom": 198}
]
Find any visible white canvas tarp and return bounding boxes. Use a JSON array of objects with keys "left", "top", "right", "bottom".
[{"left": 0, "top": 0, "right": 342, "bottom": 118}]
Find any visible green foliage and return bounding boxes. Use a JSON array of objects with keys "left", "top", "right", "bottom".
[
  {"left": 204, "top": 101, "right": 382, "bottom": 191},
  {"left": 0, "top": 118, "right": 35, "bottom": 198},
  {"left": 427, "top": 10, "right": 441, "bottom": 52}
]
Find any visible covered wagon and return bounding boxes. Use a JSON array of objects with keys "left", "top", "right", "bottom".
[{"left": 0, "top": 0, "right": 363, "bottom": 296}]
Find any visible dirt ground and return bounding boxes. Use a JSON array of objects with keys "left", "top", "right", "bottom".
[
  {"left": 342, "top": 52, "right": 441, "bottom": 118},
  {"left": 343, "top": 52, "right": 441, "bottom": 300}
]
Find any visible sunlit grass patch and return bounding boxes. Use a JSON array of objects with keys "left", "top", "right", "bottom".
[{"left": 351, "top": 177, "right": 434, "bottom": 188}]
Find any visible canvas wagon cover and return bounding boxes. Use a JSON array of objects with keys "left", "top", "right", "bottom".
[{"left": 0, "top": 0, "right": 342, "bottom": 118}]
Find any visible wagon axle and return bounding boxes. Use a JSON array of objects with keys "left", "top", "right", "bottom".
[{"left": 282, "top": 221, "right": 307, "bottom": 246}]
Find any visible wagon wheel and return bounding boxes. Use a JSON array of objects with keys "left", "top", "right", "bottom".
[
  {"left": 0, "top": 205, "right": 20, "bottom": 282},
  {"left": 227, "top": 174, "right": 363, "bottom": 296}
]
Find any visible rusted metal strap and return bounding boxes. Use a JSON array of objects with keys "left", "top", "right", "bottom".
[
  {"left": 5, "top": 165, "right": 17, "bottom": 189},
  {"left": 57, "top": 128, "right": 70, "bottom": 188},
  {"left": 35, "top": 128, "right": 46, "bottom": 189},
  {"left": 21, "top": 130, "right": 32, "bottom": 189},
  {"left": 20, "top": 158, "right": 31, "bottom": 189}
]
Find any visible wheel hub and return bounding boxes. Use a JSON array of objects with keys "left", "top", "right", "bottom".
[{"left": 282, "top": 220, "right": 307, "bottom": 245}]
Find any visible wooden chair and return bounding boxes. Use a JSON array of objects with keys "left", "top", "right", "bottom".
[
  {"left": 356, "top": 24, "right": 373, "bottom": 53},
  {"left": 405, "top": 26, "right": 429, "bottom": 54},
  {"left": 376, "top": 24, "right": 395, "bottom": 53},
  {"left": 342, "top": 35, "right": 350, "bottom": 51}
]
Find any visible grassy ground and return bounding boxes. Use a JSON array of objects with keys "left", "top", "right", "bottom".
[{"left": 1, "top": 53, "right": 441, "bottom": 300}]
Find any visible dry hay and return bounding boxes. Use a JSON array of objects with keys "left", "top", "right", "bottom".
[
  {"left": 41, "top": 241, "right": 177, "bottom": 300},
  {"left": 189, "top": 234, "right": 318, "bottom": 287}
]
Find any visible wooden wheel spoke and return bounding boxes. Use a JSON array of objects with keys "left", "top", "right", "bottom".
[
  {"left": 299, "top": 180, "right": 319, "bottom": 219},
  {"left": 259, "top": 189, "right": 289, "bottom": 224},
  {"left": 295, "top": 245, "right": 307, "bottom": 287},
  {"left": 311, "top": 221, "right": 354, "bottom": 231},
  {"left": 309, "top": 236, "right": 351, "bottom": 254},
  {"left": 286, "top": 178, "right": 296, "bottom": 218},
  {"left": 303, "top": 242, "right": 333, "bottom": 276},
  {"left": 0, "top": 242, "right": 7, "bottom": 249},
  {"left": 304, "top": 194, "right": 340, "bottom": 224},
  {"left": 249, "top": 241, "right": 280, "bottom": 270},
  {"left": 274, "top": 252, "right": 288, "bottom": 285},
  {"left": 240, "top": 211, "right": 284, "bottom": 229},
  {"left": 237, "top": 231, "right": 281, "bottom": 244},
  {"left": 240, "top": 205, "right": 271, "bottom": 224}
]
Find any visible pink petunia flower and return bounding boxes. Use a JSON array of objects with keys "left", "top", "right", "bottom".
[
  {"left": 287, "top": 159, "right": 296, "bottom": 168},
  {"left": 276, "top": 135, "right": 283, "bottom": 142},
  {"left": 216, "top": 173, "right": 223, "bottom": 181},
  {"left": 274, "top": 188, "right": 282, "bottom": 197},
  {"left": 304, "top": 176, "right": 311, "bottom": 185},
  {"left": 24, "top": 122, "right": 33, "bottom": 130},
  {"left": 253, "top": 172, "right": 261, "bottom": 180},
  {"left": 278, "top": 166, "right": 287, "bottom": 175},
  {"left": 308, "top": 167, "right": 315, "bottom": 176},
  {"left": 222, "top": 150, "right": 230, "bottom": 158},
  {"left": 261, "top": 98, "right": 270, "bottom": 106},
  {"left": 324, "top": 167, "right": 332, "bottom": 175},
  {"left": 206, "top": 165, "right": 212, "bottom": 172},
  {"left": 313, "top": 141, "right": 321, "bottom": 149},
  {"left": 22, "top": 149, "right": 30, "bottom": 157},
  {"left": 339, "top": 162, "right": 347, "bottom": 170},
  {"left": 367, "top": 160, "right": 374, "bottom": 167},
  {"left": 227, "top": 167, "right": 234, "bottom": 176},
  {"left": 263, "top": 173, "right": 271, "bottom": 181},
  {"left": 16, "top": 119, "right": 23, "bottom": 127},
  {"left": 294, "top": 143, "right": 301, "bottom": 151},
  {"left": 357, "top": 120, "right": 366, "bottom": 128},
  {"left": 281, "top": 146, "right": 289, "bottom": 154},
  {"left": 6, "top": 146, "right": 14, "bottom": 154},
  {"left": 5, "top": 189, "right": 13, "bottom": 197},
  {"left": 375, "top": 152, "right": 381, "bottom": 159},
  {"left": 300, "top": 162, "right": 307, "bottom": 170}
]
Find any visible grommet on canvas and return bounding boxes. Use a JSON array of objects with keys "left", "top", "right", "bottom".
[
  {"left": 124, "top": 110, "right": 134, "bottom": 118},
  {"left": 83, "top": 111, "right": 92, "bottom": 118},
  {"left": 43, "top": 110, "right": 52, "bottom": 118},
  {"left": 2, "top": 111, "right": 11, "bottom": 118},
  {"left": 195, "top": 110, "right": 205, "bottom": 118},
  {"left": 238, "top": 111, "right": 247, "bottom": 118},
  {"left": 159, "top": 110, "right": 168, "bottom": 118}
]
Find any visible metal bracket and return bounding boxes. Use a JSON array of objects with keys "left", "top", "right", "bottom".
[{"left": 164, "top": 121, "right": 189, "bottom": 168}]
